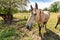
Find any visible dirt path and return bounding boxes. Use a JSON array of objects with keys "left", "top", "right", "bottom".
[{"left": 18, "top": 27, "right": 41, "bottom": 40}]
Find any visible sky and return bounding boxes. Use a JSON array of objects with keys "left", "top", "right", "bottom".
[{"left": 26, "top": 0, "right": 60, "bottom": 10}]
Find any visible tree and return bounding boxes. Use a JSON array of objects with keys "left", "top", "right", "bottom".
[
  {"left": 0, "top": 0, "right": 29, "bottom": 14},
  {"left": 43, "top": 8, "right": 49, "bottom": 11},
  {"left": 57, "top": 1, "right": 60, "bottom": 12},
  {"left": 49, "top": 1, "right": 59, "bottom": 12},
  {"left": 0, "top": 0, "right": 29, "bottom": 24}
]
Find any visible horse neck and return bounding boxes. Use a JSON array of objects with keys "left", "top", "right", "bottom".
[
  {"left": 37, "top": 10, "right": 44, "bottom": 23},
  {"left": 39, "top": 10, "right": 42, "bottom": 21}
]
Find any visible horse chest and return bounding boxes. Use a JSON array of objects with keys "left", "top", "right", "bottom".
[{"left": 36, "top": 15, "right": 45, "bottom": 23}]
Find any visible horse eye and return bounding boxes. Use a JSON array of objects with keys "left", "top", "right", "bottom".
[{"left": 34, "top": 13, "right": 37, "bottom": 16}]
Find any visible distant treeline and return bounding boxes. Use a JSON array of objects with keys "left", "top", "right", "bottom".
[
  {"left": 43, "top": 1, "right": 60, "bottom": 13},
  {"left": 20, "top": 1, "right": 60, "bottom": 13},
  {"left": 19, "top": 10, "right": 29, "bottom": 13}
]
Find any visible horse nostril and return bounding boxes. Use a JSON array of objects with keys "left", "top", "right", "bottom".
[
  {"left": 26, "top": 25, "right": 29, "bottom": 29},
  {"left": 34, "top": 13, "right": 36, "bottom": 16},
  {"left": 26, "top": 25, "right": 31, "bottom": 31}
]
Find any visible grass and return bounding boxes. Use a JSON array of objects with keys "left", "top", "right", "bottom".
[{"left": 0, "top": 12, "right": 60, "bottom": 40}]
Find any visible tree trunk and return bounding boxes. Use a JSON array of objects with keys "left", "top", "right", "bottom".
[
  {"left": 1, "top": 14, "right": 13, "bottom": 24},
  {"left": 0, "top": 14, "right": 13, "bottom": 24},
  {"left": 7, "top": 14, "right": 13, "bottom": 24}
]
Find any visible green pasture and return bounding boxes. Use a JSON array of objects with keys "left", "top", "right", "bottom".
[{"left": 0, "top": 13, "right": 60, "bottom": 40}]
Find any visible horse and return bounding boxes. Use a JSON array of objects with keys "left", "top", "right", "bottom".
[
  {"left": 26, "top": 3, "right": 50, "bottom": 37},
  {"left": 55, "top": 13, "right": 60, "bottom": 28}
]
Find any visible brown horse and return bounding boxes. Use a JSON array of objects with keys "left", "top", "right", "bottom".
[
  {"left": 55, "top": 13, "right": 60, "bottom": 28},
  {"left": 26, "top": 3, "right": 50, "bottom": 37}
]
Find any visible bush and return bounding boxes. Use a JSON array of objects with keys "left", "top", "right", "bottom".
[{"left": 0, "top": 27, "right": 17, "bottom": 40}]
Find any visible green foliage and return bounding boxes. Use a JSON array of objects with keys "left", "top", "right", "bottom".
[
  {"left": 43, "top": 8, "right": 49, "bottom": 11},
  {"left": 0, "top": 25, "right": 19, "bottom": 40},
  {"left": 0, "top": 28, "right": 15, "bottom": 37},
  {"left": 49, "top": 1, "right": 59, "bottom": 12},
  {"left": 0, "top": 0, "right": 29, "bottom": 14},
  {"left": 0, "top": 27, "right": 17, "bottom": 40}
]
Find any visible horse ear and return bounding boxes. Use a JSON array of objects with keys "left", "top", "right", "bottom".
[
  {"left": 30, "top": 5, "right": 33, "bottom": 10},
  {"left": 35, "top": 3, "right": 38, "bottom": 9}
]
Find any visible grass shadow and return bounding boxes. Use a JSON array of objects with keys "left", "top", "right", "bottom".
[
  {"left": 0, "top": 18, "right": 27, "bottom": 25},
  {"left": 13, "top": 18, "right": 27, "bottom": 22},
  {"left": 42, "top": 29, "right": 60, "bottom": 40}
]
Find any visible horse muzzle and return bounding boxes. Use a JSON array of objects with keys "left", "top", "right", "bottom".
[{"left": 26, "top": 23, "right": 33, "bottom": 31}]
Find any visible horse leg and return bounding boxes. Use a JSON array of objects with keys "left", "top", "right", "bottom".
[
  {"left": 38, "top": 23, "right": 42, "bottom": 37},
  {"left": 55, "top": 21, "right": 59, "bottom": 29},
  {"left": 43, "top": 24, "right": 46, "bottom": 30},
  {"left": 43, "top": 24, "right": 44, "bottom": 28},
  {"left": 43, "top": 22, "right": 47, "bottom": 30}
]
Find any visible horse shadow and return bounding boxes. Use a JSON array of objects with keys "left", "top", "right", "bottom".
[{"left": 42, "top": 28, "right": 60, "bottom": 40}]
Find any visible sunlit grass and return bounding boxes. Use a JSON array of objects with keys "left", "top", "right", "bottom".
[{"left": 0, "top": 12, "right": 60, "bottom": 40}]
